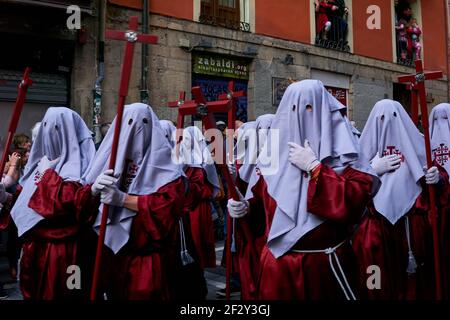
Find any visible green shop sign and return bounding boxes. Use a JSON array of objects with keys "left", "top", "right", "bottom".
[{"left": 192, "top": 53, "right": 249, "bottom": 80}]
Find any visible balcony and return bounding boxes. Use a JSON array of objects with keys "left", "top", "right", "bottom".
[
  {"left": 315, "top": 13, "right": 350, "bottom": 52},
  {"left": 199, "top": 13, "right": 250, "bottom": 32},
  {"left": 200, "top": 0, "right": 250, "bottom": 33}
]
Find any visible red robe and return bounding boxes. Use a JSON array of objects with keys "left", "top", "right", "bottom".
[
  {"left": 248, "top": 165, "right": 373, "bottom": 300},
  {"left": 234, "top": 170, "right": 266, "bottom": 300},
  {"left": 441, "top": 172, "right": 450, "bottom": 299},
  {"left": 104, "top": 177, "right": 185, "bottom": 300},
  {"left": 20, "top": 169, "right": 98, "bottom": 300},
  {"left": 352, "top": 165, "right": 449, "bottom": 300},
  {"left": 185, "top": 167, "right": 216, "bottom": 269},
  {"left": 316, "top": 2, "right": 334, "bottom": 34}
]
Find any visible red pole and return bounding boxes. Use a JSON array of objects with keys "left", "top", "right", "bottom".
[
  {"left": 411, "top": 89, "right": 418, "bottom": 126},
  {"left": 90, "top": 17, "right": 141, "bottom": 300},
  {"left": 416, "top": 74, "right": 442, "bottom": 300},
  {"left": 0, "top": 67, "right": 32, "bottom": 175},
  {"left": 89, "top": 96, "right": 126, "bottom": 300}
]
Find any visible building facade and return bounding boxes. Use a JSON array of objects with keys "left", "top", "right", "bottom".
[{"left": 0, "top": 0, "right": 449, "bottom": 140}]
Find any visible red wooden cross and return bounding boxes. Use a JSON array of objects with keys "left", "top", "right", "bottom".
[
  {"left": 0, "top": 67, "right": 32, "bottom": 176},
  {"left": 168, "top": 85, "right": 242, "bottom": 300},
  {"left": 90, "top": 15, "right": 158, "bottom": 300},
  {"left": 398, "top": 61, "right": 442, "bottom": 126},
  {"left": 218, "top": 81, "right": 246, "bottom": 163},
  {"left": 397, "top": 60, "right": 443, "bottom": 299}
]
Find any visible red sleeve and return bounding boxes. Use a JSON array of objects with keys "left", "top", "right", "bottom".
[
  {"left": 416, "top": 162, "right": 449, "bottom": 211},
  {"left": 184, "top": 167, "right": 213, "bottom": 210},
  {"left": 137, "top": 177, "right": 185, "bottom": 242},
  {"left": 307, "top": 164, "right": 374, "bottom": 223},
  {"left": 28, "top": 169, "right": 99, "bottom": 222},
  {"left": 320, "top": 3, "right": 334, "bottom": 9}
]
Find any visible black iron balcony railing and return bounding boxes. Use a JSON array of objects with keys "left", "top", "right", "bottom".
[
  {"left": 315, "top": 14, "right": 350, "bottom": 52},
  {"left": 199, "top": 13, "right": 251, "bottom": 32}
]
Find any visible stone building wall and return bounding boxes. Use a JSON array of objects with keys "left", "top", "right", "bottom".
[{"left": 71, "top": 7, "right": 449, "bottom": 131}]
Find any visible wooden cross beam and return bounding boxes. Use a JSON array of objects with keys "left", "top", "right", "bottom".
[
  {"left": 168, "top": 85, "right": 240, "bottom": 300},
  {"left": 398, "top": 61, "right": 442, "bottom": 126}
]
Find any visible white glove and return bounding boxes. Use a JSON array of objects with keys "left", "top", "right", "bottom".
[
  {"left": 371, "top": 154, "right": 401, "bottom": 176},
  {"left": 0, "top": 183, "right": 7, "bottom": 204},
  {"left": 37, "top": 156, "right": 60, "bottom": 175},
  {"left": 424, "top": 166, "right": 440, "bottom": 185},
  {"left": 288, "top": 140, "right": 320, "bottom": 172},
  {"left": 228, "top": 163, "right": 237, "bottom": 182},
  {"left": 91, "top": 169, "right": 118, "bottom": 196},
  {"left": 227, "top": 188, "right": 249, "bottom": 219},
  {"left": 100, "top": 185, "right": 126, "bottom": 207}
]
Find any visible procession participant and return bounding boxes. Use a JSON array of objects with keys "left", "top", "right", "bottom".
[
  {"left": 10, "top": 107, "right": 97, "bottom": 300},
  {"left": 84, "top": 103, "right": 185, "bottom": 300},
  {"left": 159, "top": 119, "right": 208, "bottom": 299},
  {"left": 179, "top": 126, "right": 221, "bottom": 270},
  {"left": 232, "top": 114, "right": 274, "bottom": 300},
  {"left": 430, "top": 103, "right": 450, "bottom": 180},
  {"left": 429, "top": 103, "right": 450, "bottom": 297},
  {"left": 228, "top": 79, "right": 379, "bottom": 300},
  {"left": 352, "top": 99, "right": 449, "bottom": 300}
]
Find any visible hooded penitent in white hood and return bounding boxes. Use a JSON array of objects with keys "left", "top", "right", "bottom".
[
  {"left": 11, "top": 107, "right": 95, "bottom": 236},
  {"left": 360, "top": 99, "right": 427, "bottom": 225},
  {"left": 159, "top": 120, "right": 177, "bottom": 148},
  {"left": 246, "top": 80, "right": 378, "bottom": 258},
  {"left": 179, "top": 126, "right": 221, "bottom": 198},
  {"left": 429, "top": 103, "right": 450, "bottom": 181},
  {"left": 238, "top": 114, "right": 275, "bottom": 183},
  {"left": 83, "top": 103, "right": 184, "bottom": 253}
]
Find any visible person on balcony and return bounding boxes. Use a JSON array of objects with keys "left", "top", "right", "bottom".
[
  {"left": 314, "top": 0, "right": 338, "bottom": 41},
  {"left": 328, "top": 0, "right": 349, "bottom": 46},
  {"left": 407, "top": 18, "right": 422, "bottom": 60}
]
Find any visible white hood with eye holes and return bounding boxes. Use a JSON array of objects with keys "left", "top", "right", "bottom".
[
  {"left": 179, "top": 126, "right": 221, "bottom": 198},
  {"left": 238, "top": 114, "right": 275, "bottom": 184},
  {"left": 429, "top": 103, "right": 450, "bottom": 181},
  {"left": 83, "top": 103, "right": 184, "bottom": 253},
  {"left": 360, "top": 99, "right": 427, "bottom": 224},
  {"left": 12, "top": 107, "right": 95, "bottom": 237}
]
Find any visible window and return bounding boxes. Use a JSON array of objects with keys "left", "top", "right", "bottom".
[
  {"left": 200, "top": 0, "right": 250, "bottom": 32},
  {"left": 314, "top": 0, "right": 350, "bottom": 52},
  {"left": 394, "top": 0, "right": 422, "bottom": 66}
]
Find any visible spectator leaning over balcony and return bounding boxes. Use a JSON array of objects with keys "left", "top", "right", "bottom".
[{"left": 314, "top": 0, "right": 338, "bottom": 41}]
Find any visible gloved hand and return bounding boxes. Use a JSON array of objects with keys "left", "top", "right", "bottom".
[
  {"left": 227, "top": 188, "right": 249, "bottom": 219},
  {"left": 37, "top": 156, "right": 60, "bottom": 175},
  {"left": 371, "top": 154, "right": 401, "bottom": 176},
  {"left": 424, "top": 166, "right": 440, "bottom": 185},
  {"left": 100, "top": 184, "right": 126, "bottom": 207},
  {"left": 228, "top": 163, "right": 237, "bottom": 182},
  {"left": 0, "top": 183, "right": 7, "bottom": 204},
  {"left": 288, "top": 140, "right": 320, "bottom": 172},
  {"left": 91, "top": 169, "right": 118, "bottom": 196}
]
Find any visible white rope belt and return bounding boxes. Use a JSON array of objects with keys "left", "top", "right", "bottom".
[{"left": 291, "top": 239, "right": 357, "bottom": 300}]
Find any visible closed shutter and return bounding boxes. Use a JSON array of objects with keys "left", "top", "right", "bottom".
[{"left": 0, "top": 69, "right": 68, "bottom": 105}]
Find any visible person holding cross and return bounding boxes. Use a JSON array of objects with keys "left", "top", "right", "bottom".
[
  {"left": 352, "top": 99, "right": 449, "bottom": 300},
  {"left": 84, "top": 103, "right": 185, "bottom": 300},
  {"left": 228, "top": 80, "right": 379, "bottom": 300}
]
